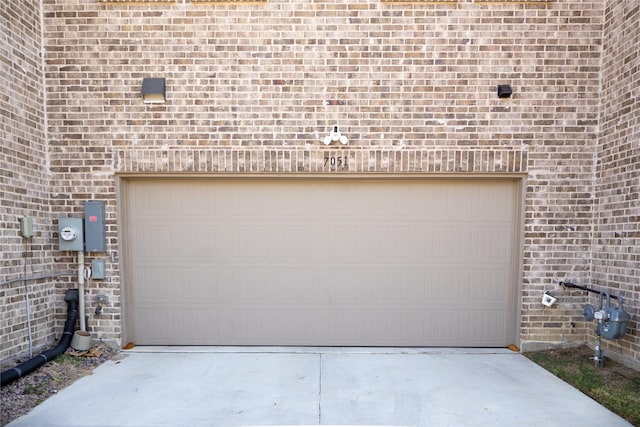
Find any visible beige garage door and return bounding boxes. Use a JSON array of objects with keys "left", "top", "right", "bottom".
[{"left": 124, "top": 178, "right": 518, "bottom": 347}]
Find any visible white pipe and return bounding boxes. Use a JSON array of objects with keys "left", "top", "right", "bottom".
[
  {"left": 24, "top": 279, "right": 33, "bottom": 357},
  {"left": 78, "top": 251, "right": 86, "bottom": 331}
]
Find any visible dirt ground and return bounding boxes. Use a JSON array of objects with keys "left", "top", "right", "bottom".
[{"left": 0, "top": 344, "right": 117, "bottom": 427}]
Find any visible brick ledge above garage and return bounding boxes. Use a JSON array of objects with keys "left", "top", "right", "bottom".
[{"left": 114, "top": 146, "right": 528, "bottom": 174}]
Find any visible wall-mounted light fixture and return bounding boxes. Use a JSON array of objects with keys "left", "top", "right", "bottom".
[
  {"left": 497, "top": 84, "right": 512, "bottom": 98},
  {"left": 141, "top": 77, "right": 166, "bottom": 104},
  {"left": 323, "top": 125, "right": 348, "bottom": 145},
  {"left": 542, "top": 291, "right": 557, "bottom": 307}
]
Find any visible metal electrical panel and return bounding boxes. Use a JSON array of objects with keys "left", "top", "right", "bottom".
[
  {"left": 91, "top": 258, "right": 106, "bottom": 280},
  {"left": 58, "top": 218, "right": 84, "bottom": 251},
  {"left": 84, "top": 201, "right": 106, "bottom": 252}
]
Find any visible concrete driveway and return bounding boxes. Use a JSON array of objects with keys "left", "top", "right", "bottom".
[{"left": 7, "top": 347, "right": 631, "bottom": 427}]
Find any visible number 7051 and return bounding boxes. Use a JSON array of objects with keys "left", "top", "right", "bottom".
[{"left": 324, "top": 156, "right": 346, "bottom": 167}]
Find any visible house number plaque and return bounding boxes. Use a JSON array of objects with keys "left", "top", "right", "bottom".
[{"left": 324, "top": 155, "right": 348, "bottom": 171}]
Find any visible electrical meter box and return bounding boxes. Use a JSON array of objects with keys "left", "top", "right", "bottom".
[
  {"left": 58, "top": 218, "right": 84, "bottom": 251},
  {"left": 84, "top": 201, "right": 106, "bottom": 252}
]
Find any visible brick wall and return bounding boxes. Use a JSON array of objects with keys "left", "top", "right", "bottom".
[
  {"left": 592, "top": 0, "right": 639, "bottom": 365},
  {"left": 2, "top": 0, "right": 637, "bottom": 366},
  {"left": 40, "top": 0, "right": 604, "bottom": 352},
  {"left": 0, "top": 0, "right": 59, "bottom": 365}
]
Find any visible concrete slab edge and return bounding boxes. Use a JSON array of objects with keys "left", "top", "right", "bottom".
[{"left": 123, "top": 346, "right": 515, "bottom": 355}]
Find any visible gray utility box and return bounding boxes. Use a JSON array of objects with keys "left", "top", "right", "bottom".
[
  {"left": 58, "top": 218, "right": 84, "bottom": 251},
  {"left": 91, "top": 258, "right": 106, "bottom": 279},
  {"left": 84, "top": 201, "right": 106, "bottom": 252}
]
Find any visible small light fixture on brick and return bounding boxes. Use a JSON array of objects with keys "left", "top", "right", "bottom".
[
  {"left": 323, "top": 125, "right": 348, "bottom": 145},
  {"left": 141, "top": 77, "right": 166, "bottom": 104},
  {"left": 541, "top": 291, "right": 557, "bottom": 307},
  {"left": 497, "top": 84, "right": 512, "bottom": 98}
]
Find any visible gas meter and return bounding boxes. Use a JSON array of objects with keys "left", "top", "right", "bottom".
[
  {"left": 561, "top": 281, "right": 630, "bottom": 367},
  {"left": 583, "top": 292, "right": 629, "bottom": 340}
]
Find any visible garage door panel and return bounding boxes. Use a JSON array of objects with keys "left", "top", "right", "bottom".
[
  {"left": 374, "top": 225, "right": 411, "bottom": 259},
  {"left": 422, "top": 310, "right": 507, "bottom": 347},
  {"left": 470, "top": 269, "right": 511, "bottom": 303},
  {"left": 231, "top": 186, "right": 277, "bottom": 216},
  {"left": 273, "top": 310, "right": 318, "bottom": 344},
  {"left": 232, "top": 225, "right": 272, "bottom": 259},
  {"left": 178, "top": 267, "right": 218, "bottom": 300},
  {"left": 217, "top": 267, "right": 274, "bottom": 302},
  {"left": 423, "top": 311, "right": 470, "bottom": 345},
  {"left": 364, "top": 269, "right": 413, "bottom": 301},
  {"left": 275, "top": 226, "right": 315, "bottom": 259},
  {"left": 140, "top": 309, "right": 222, "bottom": 345},
  {"left": 218, "top": 309, "right": 271, "bottom": 343},
  {"left": 423, "top": 224, "right": 468, "bottom": 259},
  {"left": 424, "top": 268, "right": 508, "bottom": 300},
  {"left": 134, "top": 265, "right": 220, "bottom": 301},
  {"left": 418, "top": 185, "right": 467, "bottom": 219},
  {"left": 133, "top": 266, "right": 178, "bottom": 300},
  {"left": 274, "top": 268, "right": 324, "bottom": 302},
  {"left": 423, "top": 268, "right": 473, "bottom": 301},
  {"left": 467, "top": 311, "right": 508, "bottom": 345},
  {"left": 131, "top": 225, "right": 172, "bottom": 258},
  {"left": 135, "top": 308, "right": 186, "bottom": 344},
  {"left": 469, "top": 226, "right": 512, "bottom": 260},
  {"left": 471, "top": 182, "right": 514, "bottom": 220},
  {"left": 171, "top": 225, "right": 219, "bottom": 260},
  {"left": 355, "top": 185, "right": 409, "bottom": 217},
  {"left": 128, "top": 184, "right": 162, "bottom": 217},
  {"left": 126, "top": 179, "right": 517, "bottom": 346},
  {"left": 186, "top": 310, "right": 221, "bottom": 342},
  {"left": 318, "top": 310, "right": 412, "bottom": 345},
  {"left": 421, "top": 225, "right": 512, "bottom": 262},
  {"left": 175, "top": 184, "right": 219, "bottom": 217}
]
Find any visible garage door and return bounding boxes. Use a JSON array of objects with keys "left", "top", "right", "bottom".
[{"left": 124, "top": 178, "right": 518, "bottom": 347}]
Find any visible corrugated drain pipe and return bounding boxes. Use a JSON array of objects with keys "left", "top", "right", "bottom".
[{"left": 1, "top": 289, "right": 79, "bottom": 386}]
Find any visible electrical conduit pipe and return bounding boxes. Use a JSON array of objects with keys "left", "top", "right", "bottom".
[
  {"left": 1, "top": 289, "right": 79, "bottom": 386},
  {"left": 69, "top": 251, "right": 92, "bottom": 351},
  {"left": 78, "top": 251, "right": 86, "bottom": 332}
]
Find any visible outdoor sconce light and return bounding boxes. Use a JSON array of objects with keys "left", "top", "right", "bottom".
[
  {"left": 323, "top": 125, "right": 348, "bottom": 145},
  {"left": 141, "top": 77, "right": 166, "bottom": 104},
  {"left": 542, "top": 291, "right": 557, "bottom": 307},
  {"left": 497, "top": 84, "right": 512, "bottom": 98}
]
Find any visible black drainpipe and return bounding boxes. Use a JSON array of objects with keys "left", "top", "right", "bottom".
[{"left": 1, "top": 289, "right": 79, "bottom": 387}]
